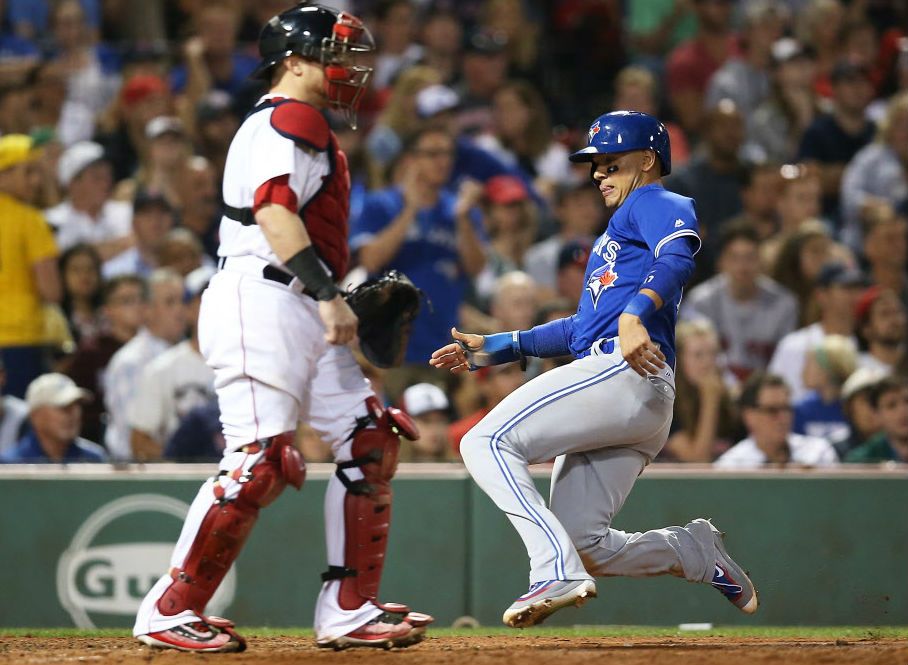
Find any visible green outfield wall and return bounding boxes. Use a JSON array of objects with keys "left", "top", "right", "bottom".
[{"left": 0, "top": 465, "right": 905, "bottom": 628}]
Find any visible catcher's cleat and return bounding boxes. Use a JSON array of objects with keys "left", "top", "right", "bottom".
[
  {"left": 317, "top": 611, "right": 427, "bottom": 650},
  {"left": 502, "top": 579, "right": 597, "bottom": 628},
  {"left": 706, "top": 520, "right": 758, "bottom": 614},
  {"left": 137, "top": 616, "right": 246, "bottom": 652}
]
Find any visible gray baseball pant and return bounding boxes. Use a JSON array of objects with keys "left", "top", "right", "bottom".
[{"left": 459, "top": 339, "right": 717, "bottom": 586}]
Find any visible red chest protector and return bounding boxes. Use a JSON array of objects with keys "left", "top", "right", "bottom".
[{"left": 268, "top": 100, "right": 351, "bottom": 279}]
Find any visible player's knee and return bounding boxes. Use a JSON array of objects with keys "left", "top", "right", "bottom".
[{"left": 235, "top": 432, "right": 305, "bottom": 508}]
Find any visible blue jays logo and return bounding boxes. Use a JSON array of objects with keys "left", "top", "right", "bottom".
[
  {"left": 586, "top": 262, "right": 618, "bottom": 309},
  {"left": 588, "top": 121, "right": 600, "bottom": 144}
]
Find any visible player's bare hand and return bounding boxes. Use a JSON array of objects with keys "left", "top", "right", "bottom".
[
  {"left": 618, "top": 313, "right": 665, "bottom": 377},
  {"left": 429, "top": 327, "right": 483, "bottom": 374},
  {"left": 319, "top": 295, "right": 358, "bottom": 345}
]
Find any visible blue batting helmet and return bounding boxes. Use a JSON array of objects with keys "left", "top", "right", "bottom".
[{"left": 569, "top": 111, "right": 672, "bottom": 175}]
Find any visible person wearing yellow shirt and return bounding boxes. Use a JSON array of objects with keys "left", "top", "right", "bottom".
[{"left": 0, "top": 135, "right": 62, "bottom": 398}]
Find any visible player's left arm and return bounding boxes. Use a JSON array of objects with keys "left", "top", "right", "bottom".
[{"left": 619, "top": 194, "right": 700, "bottom": 376}]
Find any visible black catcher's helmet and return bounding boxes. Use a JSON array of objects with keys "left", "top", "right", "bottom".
[{"left": 253, "top": 3, "right": 374, "bottom": 128}]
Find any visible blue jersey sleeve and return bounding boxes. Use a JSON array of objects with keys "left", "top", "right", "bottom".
[{"left": 632, "top": 190, "right": 701, "bottom": 259}]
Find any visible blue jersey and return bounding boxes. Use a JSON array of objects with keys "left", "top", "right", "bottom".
[{"left": 569, "top": 183, "right": 700, "bottom": 367}]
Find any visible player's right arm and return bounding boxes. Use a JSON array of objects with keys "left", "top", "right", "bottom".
[{"left": 255, "top": 203, "right": 357, "bottom": 345}]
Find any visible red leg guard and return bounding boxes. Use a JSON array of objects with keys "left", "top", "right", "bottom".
[
  {"left": 158, "top": 433, "right": 304, "bottom": 617},
  {"left": 329, "top": 397, "right": 418, "bottom": 611}
]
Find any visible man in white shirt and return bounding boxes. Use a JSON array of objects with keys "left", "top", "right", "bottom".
[
  {"left": 45, "top": 141, "right": 133, "bottom": 260},
  {"left": 715, "top": 373, "right": 839, "bottom": 468},
  {"left": 102, "top": 190, "right": 175, "bottom": 279},
  {"left": 103, "top": 268, "right": 186, "bottom": 460},
  {"left": 768, "top": 263, "right": 865, "bottom": 401},
  {"left": 128, "top": 266, "right": 215, "bottom": 461}
]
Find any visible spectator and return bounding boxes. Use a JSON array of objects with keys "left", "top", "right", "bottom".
[
  {"left": 524, "top": 182, "right": 603, "bottom": 291},
  {"left": 0, "top": 81, "right": 34, "bottom": 136},
  {"left": 7, "top": 0, "right": 100, "bottom": 42},
  {"left": 163, "top": 397, "right": 223, "bottom": 462},
  {"left": 793, "top": 334, "right": 858, "bottom": 441},
  {"left": 399, "top": 382, "right": 453, "bottom": 462},
  {"left": 555, "top": 241, "right": 592, "bottom": 307},
  {"left": 475, "top": 80, "right": 574, "bottom": 194},
  {"left": 448, "top": 362, "right": 526, "bottom": 455},
  {"left": 0, "top": 356, "right": 29, "bottom": 456},
  {"left": 666, "top": 99, "right": 745, "bottom": 259},
  {"left": 61, "top": 274, "right": 144, "bottom": 443},
  {"left": 665, "top": 0, "right": 737, "bottom": 137},
  {"left": 723, "top": 162, "right": 783, "bottom": 243},
  {"left": 834, "top": 367, "right": 888, "bottom": 459},
  {"left": 705, "top": 0, "right": 788, "bottom": 125},
  {"left": 158, "top": 227, "right": 211, "bottom": 277},
  {"left": 769, "top": 219, "right": 835, "bottom": 326},
  {"left": 58, "top": 243, "right": 103, "bottom": 343},
  {"left": 171, "top": 0, "right": 258, "bottom": 98},
  {"left": 479, "top": 0, "right": 540, "bottom": 75},
  {"left": 745, "top": 38, "right": 817, "bottom": 164},
  {"left": 762, "top": 164, "right": 823, "bottom": 266},
  {"left": 663, "top": 319, "right": 740, "bottom": 463},
  {"left": 0, "top": 134, "right": 61, "bottom": 398},
  {"left": 840, "top": 92, "right": 908, "bottom": 247},
  {"left": 684, "top": 222, "right": 798, "bottom": 380},
  {"left": 489, "top": 271, "right": 538, "bottom": 333},
  {"left": 191, "top": 91, "right": 239, "bottom": 184},
  {"left": 473, "top": 175, "right": 537, "bottom": 304},
  {"left": 613, "top": 65, "right": 691, "bottom": 168},
  {"left": 27, "top": 60, "right": 95, "bottom": 148},
  {"left": 370, "top": 0, "right": 423, "bottom": 91},
  {"left": 796, "top": 0, "right": 847, "bottom": 98},
  {"left": 352, "top": 126, "right": 485, "bottom": 398},
  {"left": 860, "top": 202, "right": 908, "bottom": 305},
  {"left": 114, "top": 115, "right": 191, "bottom": 208},
  {"left": 845, "top": 375, "right": 908, "bottom": 462},
  {"left": 796, "top": 60, "right": 876, "bottom": 223},
  {"left": 102, "top": 190, "right": 174, "bottom": 279},
  {"left": 768, "top": 262, "right": 865, "bottom": 401},
  {"left": 714, "top": 372, "right": 838, "bottom": 467},
  {"left": 0, "top": 372, "right": 107, "bottom": 463},
  {"left": 128, "top": 266, "right": 215, "bottom": 462},
  {"left": 454, "top": 29, "right": 509, "bottom": 136},
  {"left": 626, "top": 0, "right": 696, "bottom": 64},
  {"left": 418, "top": 8, "right": 462, "bottom": 85},
  {"left": 855, "top": 286, "right": 907, "bottom": 374},
  {"left": 174, "top": 156, "right": 220, "bottom": 260},
  {"left": 103, "top": 268, "right": 185, "bottom": 460},
  {"left": 45, "top": 141, "right": 133, "bottom": 260}
]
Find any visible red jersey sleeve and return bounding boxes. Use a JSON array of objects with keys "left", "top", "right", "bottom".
[{"left": 253, "top": 174, "right": 299, "bottom": 213}]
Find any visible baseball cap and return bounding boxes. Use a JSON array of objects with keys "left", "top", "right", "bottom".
[
  {"left": 464, "top": 29, "right": 508, "bottom": 56},
  {"left": 0, "top": 134, "right": 36, "bottom": 172},
  {"left": 133, "top": 188, "right": 173, "bottom": 214},
  {"left": 484, "top": 175, "right": 529, "bottom": 205},
  {"left": 401, "top": 383, "right": 449, "bottom": 417},
  {"left": 57, "top": 141, "right": 105, "bottom": 187},
  {"left": 196, "top": 90, "right": 234, "bottom": 122},
  {"left": 854, "top": 285, "right": 885, "bottom": 326},
  {"left": 146, "top": 115, "right": 185, "bottom": 140},
  {"left": 841, "top": 367, "right": 889, "bottom": 401},
  {"left": 184, "top": 264, "right": 216, "bottom": 301},
  {"left": 25, "top": 373, "right": 92, "bottom": 411},
  {"left": 771, "top": 37, "right": 808, "bottom": 66},
  {"left": 120, "top": 74, "right": 169, "bottom": 107},
  {"left": 415, "top": 84, "right": 460, "bottom": 119},
  {"left": 816, "top": 262, "right": 867, "bottom": 288},
  {"left": 830, "top": 60, "right": 872, "bottom": 84},
  {"left": 557, "top": 240, "right": 592, "bottom": 272}
]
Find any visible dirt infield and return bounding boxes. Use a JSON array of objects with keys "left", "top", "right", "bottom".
[{"left": 2, "top": 635, "right": 907, "bottom": 665}]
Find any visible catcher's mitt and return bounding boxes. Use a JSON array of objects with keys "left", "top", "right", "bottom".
[{"left": 345, "top": 270, "right": 422, "bottom": 368}]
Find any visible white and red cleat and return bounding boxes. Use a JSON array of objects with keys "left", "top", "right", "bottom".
[
  {"left": 137, "top": 616, "right": 246, "bottom": 652},
  {"left": 317, "top": 608, "right": 433, "bottom": 650}
]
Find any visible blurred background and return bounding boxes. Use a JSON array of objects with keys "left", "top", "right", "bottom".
[{"left": 1, "top": 0, "right": 908, "bottom": 470}]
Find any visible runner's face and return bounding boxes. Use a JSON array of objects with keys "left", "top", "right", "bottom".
[{"left": 590, "top": 150, "right": 653, "bottom": 209}]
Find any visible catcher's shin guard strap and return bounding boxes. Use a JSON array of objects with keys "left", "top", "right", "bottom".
[
  {"left": 329, "top": 397, "right": 417, "bottom": 610},
  {"left": 158, "top": 432, "right": 304, "bottom": 616}
]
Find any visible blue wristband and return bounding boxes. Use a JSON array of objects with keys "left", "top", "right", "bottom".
[
  {"left": 623, "top": 292, "right": 658, "bottom": 320},
  {"left": 460, "top": 331, "right": 523, "bottom": 370}
]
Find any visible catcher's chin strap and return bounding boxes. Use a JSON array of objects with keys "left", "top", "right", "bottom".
[
  {"left": 321, "top": 396, "right": 418, "bottom": 611},
  {"left": 157, "top": 432, "right": 305, "bottom": 618}
]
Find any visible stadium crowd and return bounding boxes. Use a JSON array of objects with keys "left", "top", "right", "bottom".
[{"left": 1, "top": 0, "right": 907, "bottom": 467}]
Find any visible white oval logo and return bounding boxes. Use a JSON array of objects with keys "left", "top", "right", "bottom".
[{"left": 57, "top": 494, "right": 236, "bottom": 628}]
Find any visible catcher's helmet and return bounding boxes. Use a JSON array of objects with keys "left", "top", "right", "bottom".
[
  {"left": 569, "top": 111, "right": 672, "bottom": 175},
  {"left": 253, "top": 3, "right": 375, "bottom": 128}
]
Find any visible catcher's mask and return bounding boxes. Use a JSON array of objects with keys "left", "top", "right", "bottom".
[{"left": 253, "top": 3, "right": 374, "bottom": 129}]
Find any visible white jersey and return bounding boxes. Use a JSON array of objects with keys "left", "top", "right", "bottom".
[
  {"left": 45, "top": 199, "right": 132, "bottom": 253},
  {"left": 714, "top": 434, "right": 839, "bottom": 468},
  {"left": 218, "top": 95, "right": 332, "bottom": 263}
]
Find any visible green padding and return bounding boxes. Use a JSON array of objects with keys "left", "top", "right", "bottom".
[{"left": 0, "top": 473, "right": 904, "bottom": 627}]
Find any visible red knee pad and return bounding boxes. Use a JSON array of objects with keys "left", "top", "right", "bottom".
[
  {"left": 326, "top": 397, "right": 418, "bottom": 610},
  {"left": 158, "top": 432, "right": 305, "bottom": 617}
]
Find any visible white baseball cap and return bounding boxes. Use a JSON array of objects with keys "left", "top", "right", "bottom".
[
  {"left": 401, "top": 383, "right": 449, "bottom": 417},
  {"left": 145, "top": 115, "right": 185, "bottom": 140},
  {"left": 415, "top": 85, "right": 460, "bottom": 119},
  {"left": 25, "top": 373, "right": 92, "bottom": 412},
  {"left": 57, "top": 141, "right": 105, "bottom": 187},
  {"left": 841, "top": 367, "right": 889, "bottom": 401}
]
